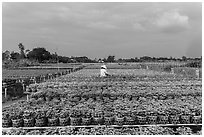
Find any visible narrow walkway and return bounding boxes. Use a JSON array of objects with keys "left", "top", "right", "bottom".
[{"left": 2, "top": 95, "right": 27, "bottom": 108}]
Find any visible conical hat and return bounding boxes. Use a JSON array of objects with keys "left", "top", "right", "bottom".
[{"left": 101, "top": 65, "right": 107, "bottom": 69}]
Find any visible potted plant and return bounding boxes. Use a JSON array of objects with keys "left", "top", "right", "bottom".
[
  {"left": 92, "top": 110, "right": 103, "bottom": 125},
  {"left": 147, "top": 110, "right": 158, "bottom": 124},
  {"left": 59, "top": 110, "right": 70, "bottom": 126},
  {"left": 158, "top": 109, "right": 169, "bottom": 124},
  {"left": 10, "top": 110, "right": 23, "bottom": 127},
  {"left": 81, "top": 109, "right": 92, "bottom": 125},
  {"left": 192, "top": 109, "right": 202, "bottom": 124},
  {"left": 180, "top": 110, "right": 191, "bottom": 124},
  {"left": 136, "top": 110, "right": 147, "bottom": 125},
  {"left": 168, "top": 108, "right": 181, "bottom": 124},
  {"left": 23, "top": 109, "right": 35, "bottom": 127},
  {"left": 104, "top": 111, "right": 114, "bottom": 125},
  {"left": 2, "top": 111, "right": 12, "bottom": 128},
  {"left": 35, "top": 109, "right": 47, "bottom": 127},
  {"left": 69, "top": 109, "right": 81, "bottom": 126},
  {"left": 46, "top": 109, "right": 60, "bottom": 126},
  {"left": 115, "top": 111, "right": 125, "bottom": 125}
]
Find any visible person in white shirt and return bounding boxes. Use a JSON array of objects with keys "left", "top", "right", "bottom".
[{"left": 100, "top": 65, "right": 110, "bottom": 77}]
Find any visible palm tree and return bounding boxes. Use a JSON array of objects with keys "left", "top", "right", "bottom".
[{"left": 18, "top": 43, "right": 25, "bottom": 59}]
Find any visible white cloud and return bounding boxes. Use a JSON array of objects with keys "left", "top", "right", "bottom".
[
  {"left": 133, "top": 23, "right": 145, "bottom": 31},
  {"left": 86, "top": 22, "right": 118, "bottom": 30},
  {"left": 154, "top": 10, "right": 189, "bottom": 32}
]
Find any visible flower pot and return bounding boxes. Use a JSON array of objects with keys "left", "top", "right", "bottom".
[
  {"left": 169, "top": 115, "right": 180, "bottom": 124},
  {"left": 147, "top": 115, "right": 157, "bottom": 124},
  {"left": 81, "top": 117, "right": 92, "bottom": 125},
  {"left": 70, "top": 117, "right": 81, "bottom": 126},
  {"left": 158, "top": 115, "right": 169, "bottom": 124},
  {"left": 137, "top": 116, "right": 146, "bottom": 125},
  {"left": 23, "top": 118, "right": 35, "bottom": 127},
  {"left": 104, "top": 116, "right": 114, "bottom": 125},
  {"left": 115, "top": 116, "right": 125, "bottom": 125},
  {"left": 35, "top": 118, "right": 46, "bottom": 127},
  {"left": 93, "top": 117, "right": 103, "bottom": 125},
  {"left": 125, "top": 116, "right": 135, "bottom": 125},
  {"left": 48, "top": 117, "right": 59, "bottom": 126},
  {"left": 180, "top": 115, "right": 190, "bottom": 124},
  {"left": 12, "top": 118, "right": 23, "bottom": 127},
  {"left": 192, "top": 115, "right": 202, "bottom": 124},
  {"left": 59, "top": 117, "right": 70, "bottom": 126},
  {"left": 2, "top": 119, "right": 12, "bottom": 128}
]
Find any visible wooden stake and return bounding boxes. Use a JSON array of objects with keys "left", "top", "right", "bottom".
[
  {"left": 5, "top": 87, "right": 7, "bottom": 98},
  {"left": 171, "top": 68, "right": 174, "bottom": 74},
  {"left": 196, "top": 69, "right": 199, "bottom": 78}
]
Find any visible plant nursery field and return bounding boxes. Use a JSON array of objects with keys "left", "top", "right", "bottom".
[{"left": 2, "top": 67, "right": 202, "bottom": 135}]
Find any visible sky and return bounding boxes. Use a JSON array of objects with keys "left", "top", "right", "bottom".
[{"left": 2, "top": 2, "right": 202, "bottom": 59}]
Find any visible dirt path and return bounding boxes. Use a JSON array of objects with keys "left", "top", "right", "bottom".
[{"left": 2, "top": 96, "right": 27, "bottom": 108}]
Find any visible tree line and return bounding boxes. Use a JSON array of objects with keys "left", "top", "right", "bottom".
[{"left": 2, "top": 43, "right": 202, "bottom": 67}]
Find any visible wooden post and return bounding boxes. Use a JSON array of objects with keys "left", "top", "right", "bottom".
[
  {"left": 22, "top": 83, "right": 25, "bottom": 91},
  {"left": 182, "top": 69, "right": 185, "bottom": 75},
  {"left": 171, "top": 68, "right": 174, "bottom": 74},
  {"left": 196, "top": 69, "right": 199, "bottom": 79},
  {"left": 5, "top": 87, "right": 7, "bottom": 99},
  {"left": 34, "top": 77, "right": 36, "bottom": 84}
]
